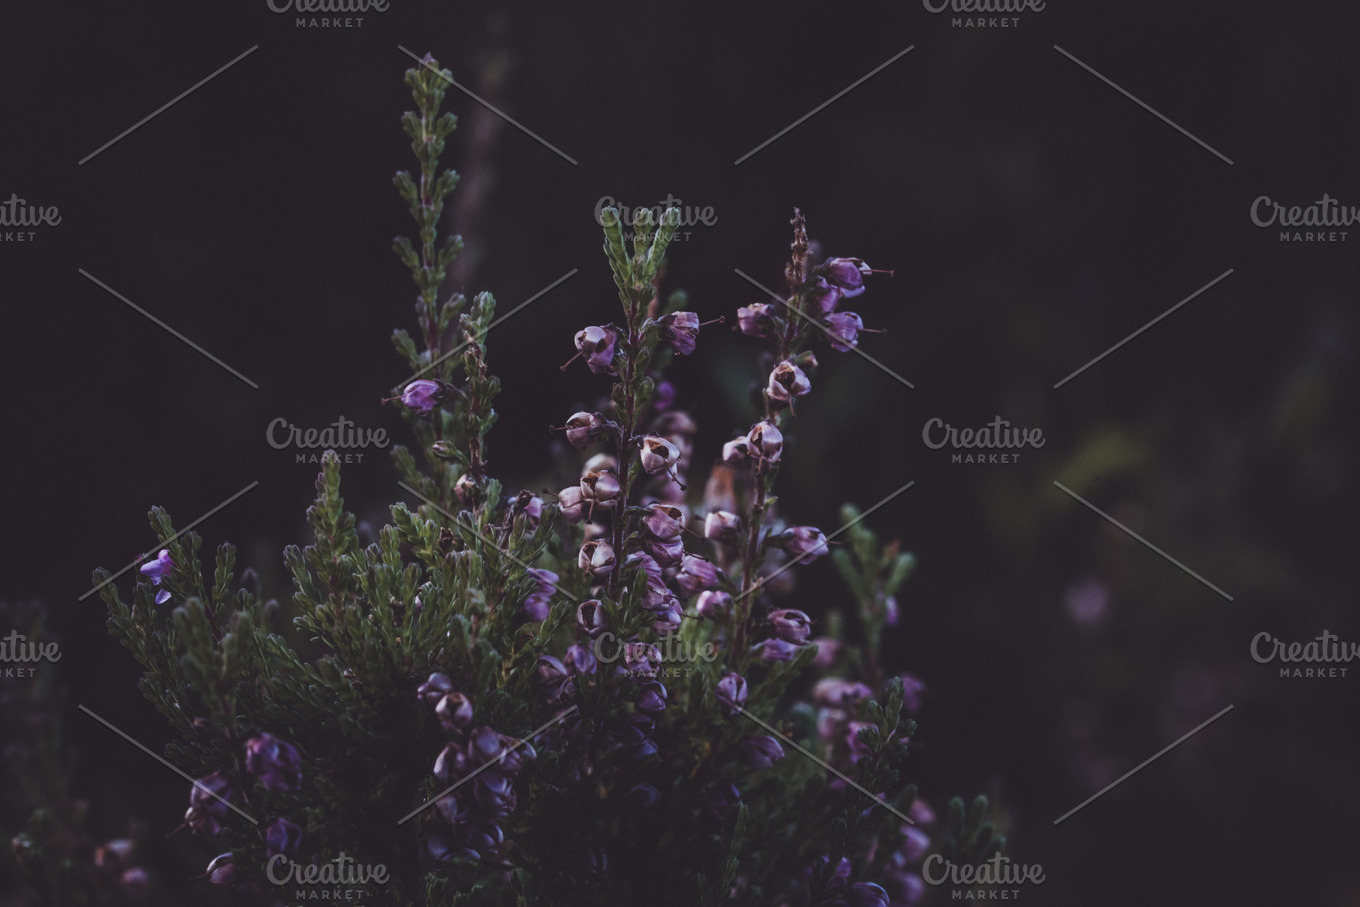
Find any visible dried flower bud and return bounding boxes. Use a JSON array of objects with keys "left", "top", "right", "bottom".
[
  {"left": 695, "top": 589, "right": 732, "bottom": 619},
  {"left": 767, "top": 360, "right": 812, "bottom": 402},
  {"left": 824, "top": 311, "right": 864, "bottom": 352},
  {"left": 400, "top": 379, "right": 442, "bottom": 413},
  {"left": 574, "top": 599, "right": 609, "bottom": 637},
  {"left": 245, "top": 733, "right": 302, "bottom": 793},
  {"left": 565, "top": 411, "right": 607, "bottom": 449},
  {"left": 418, "top": 673, "right": 454, "bottom": 708},
  {"left": 747, "top": 421, "right": 783, "bottom": 462},
  {"left": 716, "top": 672, "right": 748, "bottom": 716},
  {"left": 138, "top": 549, "right": 173, "bottom": 604},
  {"left": 639, "top": 435, "right": 681, "bottom": 475},
  {"left": 574, "top": 325, "right": 618, "bottom": 374},
  {"left": 703, "top": 510, "right": 741, "bottom": 540},
  {"left": 769, "top": 608, "right": 812, "bottom": 644},
  {"left": 676, "top": 555, "right": 720, "bottom": 595},
  {"left": 742, "top": 734, "right": 786, "bottom": 770},
  {"left": 659, "top": 311, "right": 701, "bottom": 355},
  {"left": 643, "top": 504, "right": 685, "bottom": 541},
  {"left": 435, "top": 692, "right": 474, "bottom": 732},
  {"left": 784, "top": 525, "right": 829, "bottom": 561},
  {"left": 737, "top": 303, "right": 775, "bottom": 337},
  {"left": 580, "top": 470, "right": 622, "bottom": 507},
  {"left": 265, "top": 818, "right": 303, "bottom": 858},
  {"left": 578, "top": 539, "right": 616, "bottom": 576},
  {"left": 557, "top": 486, "right": 587, "bottom": 523}
]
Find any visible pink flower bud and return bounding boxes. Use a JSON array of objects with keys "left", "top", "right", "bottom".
[
  {"left": 557, "top": 486, "right": 587, "bottom": 523},
  {"left": 580, "top": 470, "right": 622, "bottom": 507},
  {"left": 747, "top": 421, "right": 783, "bottom": 462},
  {"left": 574, "top": 325, "right": 618, "bottom": 374},
  {"left": 565, "top": 411, "right": 607, "bottom": 449},
  {"left": 578, "top": 540, "right": 616, "bottom": 576},
  {"left": 768, "top": 608, "right": 812, "bottom": 644},
  {"left": 676, "top": 555, "right": 720, "bottom": 595},
  {"left": 659, "top": 311, "right": 700, "bottom": 355},
  {"left": 824, "top": 311, "right": 864, "bottom": 352},
  {"left": 784, "top": 525, "right": 829, "bottom": 561},
  {"left": 639, "top": 435, "right": 680, "bottom": 475},
  {"left": 737, "top": 303, "right": 776, "bottom": 337},
  {"left": 643, "top": 504, "right": 685, "bottom": 540},
  {"left": 767, "top": 360, "right": 811, "bottom": 402}
]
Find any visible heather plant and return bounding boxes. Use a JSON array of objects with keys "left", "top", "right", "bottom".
[{"left": 30, "top": 53, "right": 1009, "bottom": 906}]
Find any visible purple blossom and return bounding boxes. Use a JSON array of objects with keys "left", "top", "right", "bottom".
[
  {"left": 138, "top": 549, "right": 173, "bottom": 604},
  {"left": 186, "top": 772, "right": 232, "bottom": 837},
  {"left": 811, "top": 636, "right": 843, "bottom": 668},
  {"left": 575, "top": 599, "right": 609, "bottom": 637},
  {"left": 580, "top": 469, "right": 622, "bottom": 507},
  {"left": 722, "top": 437, "right": 752, "bottom": 463},
  {"left": 564, "top": 643, "right": 597, "bottom": 676},
  {"left": 523, "top": 568, "right": 559, "bottom": 621},
  {"left": 909, "top": 798, "right": 936, "bottom": 826},
  {"left": 417, "top": 673, "right": 453, "bottom": 708},
  {"left": 645, "top": 535, "right": 685, "bottom": 568},
  {"left": 747, "top": 420, "right": 783, "bottom": 462},
  {"left": 753, "top": 637, "right": 801, "bottom": 662},
  {"left": 640, "top": 434, "right": 681, "bottom": 475},
  {"left": 574, "top": 325, "right": 618, "bottom": 374},
  {"left": 824, "top": 311, "right": 864, "bottom": 352},
  {"left": 742, "top": 734, "right": 786, "bottom": 770},
  {"left": 399, "top": 379, "right": 441, "bottom": 413},
  {"left": 625, "top": 551, "right": 663, "bottom": 584},
  {"left": 846, "top": 881, "right": 890, "bottom": 907},
  {"left": 806, "top": 276, "right": 842, "bottom": 315},
  {"left": 784, "top": 525, "right": 829, "bottom": 561},
  {"left": 676, "top": 555, "right": 719, "bottom": 595},
  {"left": 565, "top": 411, "right": 606, "bottom": 449},
  {"left": 244, "top": 733, "right": 302, "bottom": 793},
  {"left": 813, "top": 677, "right": 873, "bottom": 708},
  {"left": 556, "top": 486, "right": 587, "bottom": 523},
  {"left": 435, "top": 692, "right": 473, "bottom": 732},
  {"left": 898, "top": 673, "right": 927, "bottom": 713},
  {"left": 768, "top": 609, "right": 812, "bottom": 644},
  {"left": 703, "top": 510, "right": 741, "bottom": 540},
  {"left": 716, "top": 672, "right": 748, "bottom": 716},
  {"left": 736, "top": 303, "right": 775, "bottom": 337},
  {"left": 474, "top": 773, "right": 517, "bottom": 818},
  {"left": 535, "top": 655, "right": 569, "bottom": 688},
  {"left": 643, "top": 504, "right": 685, "bottom": 540},
  {"left": 265, "top": 818, "right": 303, "bottom": 857},
  {"left": 902, "top": 826, "right": 931, "bottom": 862},
  {"left": 624, "top": 642, "right": 661, "bottom": 678},
  {"left": 635, "top": 680, "right": 668, "bottom": 713},
  {"left": 433, "top": 743, "right": 469, "bottom": 782},
  {"left": 578, "top": 539, "right": 616, "bottom": 576},
  {"left": 205, "top": 852, "right": 238, "bottom": 885},
  {"left": 659, "top": 311, "right": 700, "bottom": 355},
  {"left": 821, "top": 257, "right": 870, "bottom": 298},
  {"left": 696, "top": 589, "right": 731, "bottom": 619},
  {"left": 119, "top": 867, "right": 149, "bottom": 900},
  {"left": 767, "top": 360, "right": 812, "bottom": 403}
]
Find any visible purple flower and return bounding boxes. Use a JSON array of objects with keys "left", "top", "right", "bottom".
[
  {"left": 768, "top": 609, "right": 812, "bottom": 644},
  {"left": 435, "top": 692, "right": 474, "bottom": 732},
  {"left": 846, "top": 881, "right": 890, "bottom": 907},
  {"left": 821, "top": 257, "right": 870, "bottom": 298},
  {"left": 578, "top": 539, "right": 616, "bottom": 576},
  {"left": 635, "top": 680, "right": 668, "bottom": 713},
  {"left": 742, "top": 734, "right": 786, "bottom": 770},
  {"left": 574, "top": 325, "right": 618, "bottom": 374},
  {"left": 703, "top": 510, "right": 741, "bottom": 540},
  {"left": 433, "top": 743, "right": 469, "bottom": 782},
  {"left": 535, "top": 655, "right": 569, "bottom": 688},
  {"left": 747, "top": 421, "right": 783, "bottom": 462},
  {"left": 784, "top": 525, "right": 829, "bottom": 561},
  {"left": 643, "top": 577, "right": 681, "bottom": 612},
  {"left": 753, "top": 637, "right": 801, "bottom": 662},
  {"left": 898, "top": 673, "right": 926, "bottom": 713},
  {"left": 119, "top": 867, "right": 149, "bottom": 900},
  {"left": 659, "top": 311, "right": 700, "bottom": 355},
  {"left": 767, "top": 360, "right": 811, "bottom": 403},
  {"left": 705, "top": 781, "right": 741, "bottom": 819},
  {"left": 565, "top": 411, "right": 607, "bottom": 449},
  {"left": 813, "top": 678, "right": 874, "bottom": 708},
  {"left": 556, "top": 486, "right": 587, "bottom": 523},
  {"left": 645, "top": 535, "right": 685, "bottom": 568},
  {"left": 624, "top": 642, "right": 661, "bottom": 678},
  {"left": 811, "top": 636, "right": 843, "bottom": 668},
  {"left": 138, "top": 549, "right": 173, "bottom": 604},
  {"left": 625, "top": 783, "right": 662, "bottom": 808},
  {"left": 523, "top": 568, "right": 559, "bottom": 621},
  {"left": 824, "top": 311, "right": 864, "bottom": 351},
  {"left": 417, "top": 672, "right": 453, "bottom": 708},
  {"left": 580, "top": 469, "right": 622, "bottom": 508},
  {"left": 625, "top": 551, "right": 663, "bottom": 584},
  {"left": 909, "top": 798, "right": 936, "bottom": 826},
  {"left": 883, "top": 593, "right": 900, "bottom": 627},
  {"left": 564, "top": 643, "right": 597, "bottom": 676},
  {"left": 640, "top": 435, "right": 681, "bottom": 475},
  {"left": 575, "top": 599, "right": 609, "bottom": 637},
  {"left": 696, "top": 590, "right": 731, "bottom": 619},
  {"left": 902, "top": 826, "right": 931, "bottom": 862},
  {"left": 651, "top": 606, "right": 683, "bottom": 633},
  {"left": 204, "top": 852, "right": 237, "bottom": 885},
  {"left": 399, "top": 379, "right": 442, "bottom": 413},
  {"left": 716, "top": 672, "right": 748, "bottom": 716},
  {"left": 806, "top": 276, "right": 843, "bottom": 315},
  {"left": 186, "top": 772, "right": 232, "bottom": 837},
  {"left": 643, "top": 504, "right": 685, "bottom": 541},
  {"left": 676, "top": 555, "right": 719, "bottom": 595},
  {"left": 245, "top": 733, "right": 302, "bottom": 793},
  {"left": 474, "top": 773, "right": 517, "bottom": 818},
  {"left": 265, "top": 818, "right": 302, "bottom": 857},
  {"left": 722, "top": 437, "right": 752, "bottom": 463},
  {"left": 736, "top": 302, "right": 776, "bottom": 337},
  {"left": 469, "top": 725, "right": 506, "bottom": 763}
]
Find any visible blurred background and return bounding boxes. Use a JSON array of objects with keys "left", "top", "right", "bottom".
[{"left": 2, "top": 0, "right": 1358, "bottom": 902}]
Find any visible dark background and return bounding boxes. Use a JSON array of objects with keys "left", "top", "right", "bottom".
[{"left": 3, "top": 0, "right": 1358, "bottom": 903}]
